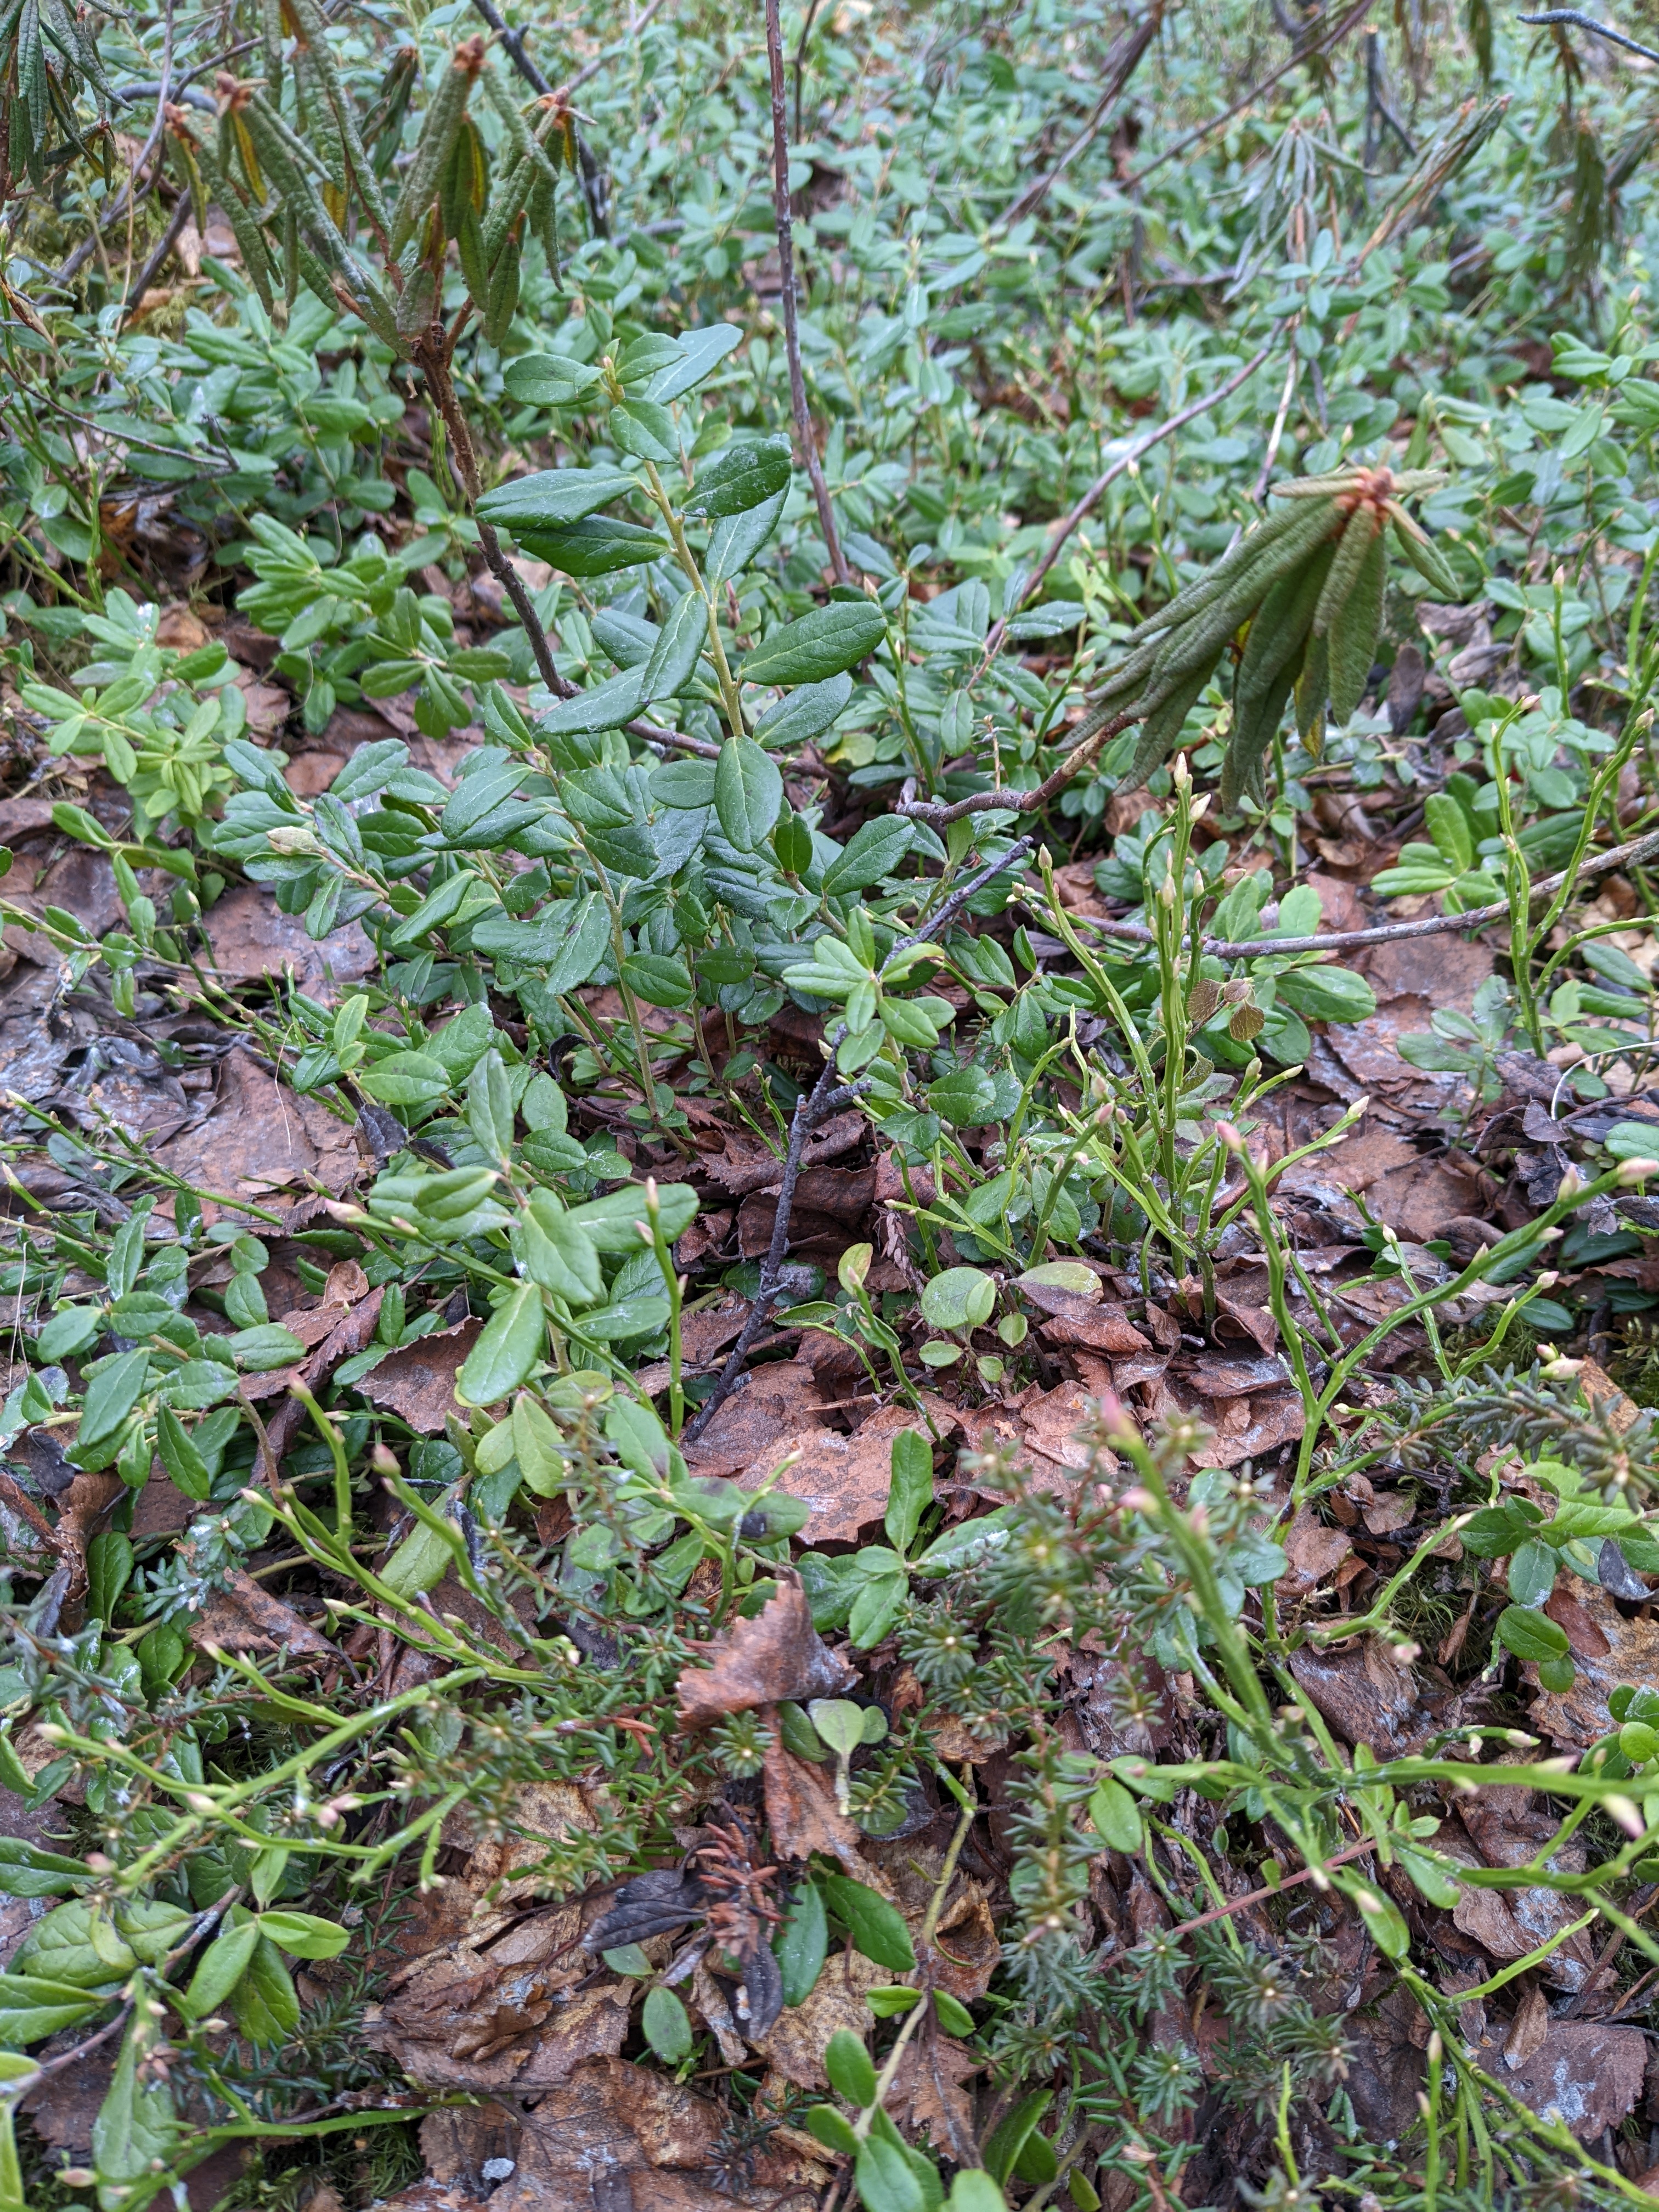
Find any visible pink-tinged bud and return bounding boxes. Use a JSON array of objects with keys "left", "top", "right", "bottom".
[
  {"left": 1096, "top": 1391, "right": 1137, "bottom": 1446},
  {"left": 1605, "top": 1792, "right": 1646, "bottom": 1838},
  {"left": 1618, "top": 1158, "right": 1659, "bottom": 1184},
  {"left": 1215, "top": 1121, "right": 1245, "bottom": 1153},
  {"left": 1120, "top": 1486, "right": 1156, "bottom": 1514}
]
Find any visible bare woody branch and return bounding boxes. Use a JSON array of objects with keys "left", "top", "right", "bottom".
[{"left": 1063, "top": 821, "right": 1659, "bottom": 962}]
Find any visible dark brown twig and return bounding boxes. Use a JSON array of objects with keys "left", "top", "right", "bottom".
[
  {"left": 464, "top": 0, "right": 608, "bottom": 235},
  {"left": 764, "top": 0, "right": 850, "bottom": 585},
  {"left": 682, "top": 838, "right": 1033, "bottom": 1443},
  {"left": 117, "top": 196, "right": 193, "bottom": 331},
  {"left": 996, "top": 5, "right": 1166, "bottom": 232},
  {"left": 680, "top": 1060, "right": 863, "bottom": 1446}
]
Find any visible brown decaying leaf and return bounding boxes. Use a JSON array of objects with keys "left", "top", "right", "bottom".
[
  {"left": 1503, "top": 1982, "right": 1549, "bottom": 2069},
  {"left": 354, "top": 1317, "right": 481, "bottom": 1434},
  {"left": 154, "top": 1046, "right": 359, "bottom": 1199},
  {"left": 752, "top": 1942, "right": 889, "bottom": 2091},
  {"left": 675, "top": 1570, "right": 854, "bottom": 1729},
  {"left": 190, "top": 1566, "right": 335, "bottom": 1661},
  {"left": 1039, "top": 1304, "right": 1152, "bottom": 1355},
  {"left": 1288, "top": 1638, "right": 1444, "bottom": 1757},
  {"left": 733, "top": 1398, "right": 951, "bottom": 1546},
  {"left": 1505, "top": 2022, "right": 1647, "bottom": 2140},
  {"left": 887, "top": 2033, "right": 983, "bottom": 2162},
  {"left": 470, "top": 2057, "right": 828, "bottom": 2210},
  {"left": 366, "top": 1891, "right": 630, "bottom": 2090},
  {"left": 1280, "top": 1506, "right": 1352, "bottom": 1594},
  {"left": 761, "top": 1737, "right": 870, "bottom": 1878},
  {"left": 681, "top": 1358, "right": 830, "bottom": 1479},
  {"left": 1442, "top": 1782, "right": 1597, "bottom": 1990},
  {"left": 1523, "top": 1579, "right": 1659, "bottom": 1748},
  {"left": 200, "top": 881, "right": 375, "bottom": 1002}
]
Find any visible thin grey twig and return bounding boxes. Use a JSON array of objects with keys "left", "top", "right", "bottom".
[
  {"left": 682, "top": 839, "right": 1033, "bottom": 1443},
  {"left": 1251, "top": 348, "right": 1299, "bottom": 503},
  {"left": 793, "top": 0, "right": 826, "bottom": 141},
  {"left": 977, "top": 342, "right": 1272, "bottom": 665},
  {"left": 53, "top": 1, "right": 178, "bottom": 287},
  {"left": 680, "top": 1064, "right": 863, "bottom": 1444},
  {"left": 764, "top": 0, "right": 850, "bottom": 584},
  {"left": 897, "top": 705, "right": 1137, "bottom": 827},
  {"left": 1519, "top": 8, "right": 1659, "bottom": 63},
  {"left": 1065, "top": 821, "right": 1659, "bottom": 961},
  {"left": 118, "top": 196, "right": 193, "bottom": 330},
  {"left": 1124, "top": 0, "right": 1378, "bottom": 187},
  {"left": 566, "top": 0, "right": 676, "bottom": 91},
  {"left": 893, "top": 833, "right": 1037, "bottom": 957}
]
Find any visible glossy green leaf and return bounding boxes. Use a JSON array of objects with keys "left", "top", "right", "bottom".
[
  {"left": 714, "top": 735, "right": 783, "bottom": 852},
  {"left": 818, "top": 1872, "right": 916, "bottom": 1972},
  {"left": 742, "top": 602, "right": 885, "bottom": 686},
  {"left": 457, "top": 1283, "right": 545, "bottom": 1406}
]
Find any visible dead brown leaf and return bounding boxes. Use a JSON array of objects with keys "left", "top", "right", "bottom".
[
  {"left": 888, "top": 2034, "right": 983, "bottom": 2160},
  {"left": 1574, "top": 1356, "right": 1639, "bottom": 1435},
  {"left": 153, "top": 1047, "right": 359, "bottom": 1198},
  {"left": 355, "top": 1319, "right": 482, "bottom": 1432},
  {"left": 1524, "top": 1581, "right": 1659, "bottom": 1748},
  {"left": 1442, "top": 1782, "right": 1597, "bottom": 1989},
  {"left": 1503, "top": 1982, "right": 1550, "bottom": 2069},
  {"left": 969, "top": 1379, "right": 1113, "bottom": 1492},
  {"left": 190, "top": 1567, "right": 335, "bottom": 1661},
  {"left": 1280, "top": 1507, "right": 1351, "bottom": 1595},
  {"left": 734, "top": 1400, "right": 952, "bottom": 1545},
  {"left": 682, "top": 1359, "right": 829, "bottom": 1478},
  {"left": 201, "top": 882, "right": 375, "bottom": 1003},
  {"left": 1038, "top": 1306, "right": 1152, "bottom": 1355},
  {"left": 486, "top": 2057, "right": 828, "bottom": 2210},
  {"left": 751, "top": 1944, "right": 888, "bottom": 2090},
  {"left": 762, "top": 1737, "right": 869, "bottom": 1877},
  {"left": 1288, "top": 1638, "right": 1442, "bottom": 1756},
  {"left": 366, "top": 1888, "right": 630, "bottom": 2090},
  {"left": 420, "top": 2104, "right": 521, "bottom": 2200},
  {"left": 676, "top": 1570, "right": 854, "bottom": 1729},
  {"left": 1505, "top": 2022, "right": 1647, "bottom": 2139}
]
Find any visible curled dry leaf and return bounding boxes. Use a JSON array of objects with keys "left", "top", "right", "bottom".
[
  {"left": 1503, "top": 1982, "right": 1550, "bottom": 2069},
  {"left": 888, "top": 2034, "right": 984, "bottom": 2163},
  {"left": 585, "top": 1867, "right": 707, "bottom": 1953},
  {"left": 366, "top": 1892, "right": 631, "bottom": 2090},
  {"left": 675, "top": 1569, "right": 854, "bottom": 1730},
  {"left": 1280, "top": 1506, "right": 1352, "bottom": 1595}
]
